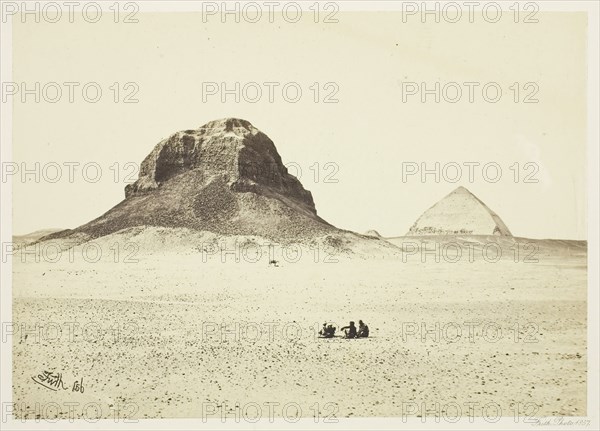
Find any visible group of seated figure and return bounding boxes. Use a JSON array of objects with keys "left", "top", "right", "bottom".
[{"left": 319, "top": 320, "right": 369, "bottom": 339}]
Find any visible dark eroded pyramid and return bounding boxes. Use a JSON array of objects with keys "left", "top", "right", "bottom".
[{"left": 46, "top": 118, "right": 337, "bottom": 243}]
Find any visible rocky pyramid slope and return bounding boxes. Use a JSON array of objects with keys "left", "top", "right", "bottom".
[
  {"left": 406, "top": 186, "right": 512, "bottom": 236},
  {"left": 44, "top": 118, "right": 341, "bottom": 244}
]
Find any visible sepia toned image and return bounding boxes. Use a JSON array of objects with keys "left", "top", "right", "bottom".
[{"left": 0, "top": 1, "right": 598, "bottom": 429}]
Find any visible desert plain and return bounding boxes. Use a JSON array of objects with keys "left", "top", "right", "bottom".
[{"left": 11, "top": 229, "right": 587, "bottom": 420}]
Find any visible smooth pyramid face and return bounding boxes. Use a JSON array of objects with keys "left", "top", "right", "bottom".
[{"left": 407, "top": 186, "right": 513, "bottom": 236}]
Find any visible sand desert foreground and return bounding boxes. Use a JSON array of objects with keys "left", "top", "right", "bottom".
[{"left": 12, "top": 243, "right": 587, "bottom": 420}]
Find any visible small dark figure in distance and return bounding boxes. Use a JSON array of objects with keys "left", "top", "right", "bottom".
[
  {"left": 326, "top": 324, "right": 336, "bottom": 337},
  {"left": 319, "top": 323, "right": 336, "bottom": 338},
  {"left": 340, "top": 321, "right": 357, "bottom": 339},
  {"left": 318, "top": 323, "right": 327, "bottom": 337},
  {"left": 357, "top": 320, "right": 369, "bottom": 338}
]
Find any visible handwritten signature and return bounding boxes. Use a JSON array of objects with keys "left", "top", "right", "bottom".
[
  {"left": 532, "top": 418, "right": 591, "bottom": 427},
  {"left": 32, "top": 371, "right": 84, "bottom": 393}
]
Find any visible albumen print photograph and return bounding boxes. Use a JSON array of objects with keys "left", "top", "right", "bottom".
[{"left": 0, "top": 1, "right": 598, "bottom": 429}]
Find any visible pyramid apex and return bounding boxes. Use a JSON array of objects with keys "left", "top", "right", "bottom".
[{"left": 452, "top": 186, "right": 471, "bottom": 194}]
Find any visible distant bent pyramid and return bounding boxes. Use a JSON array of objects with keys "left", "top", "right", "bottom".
[{"left": 407, "top": 186, "right": 512, "bottom": 236}]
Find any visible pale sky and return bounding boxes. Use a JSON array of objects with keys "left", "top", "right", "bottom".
[{"left": 10, "top": 9, "right": 588, "bottom": 239}]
